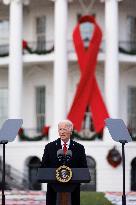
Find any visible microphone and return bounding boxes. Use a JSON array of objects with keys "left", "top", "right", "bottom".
[
  {"left": 65, "top": 150, "right": 72, "bottom": 164},
  {"left": 57, "top": 149, "right": 64, "bottom": 163}
]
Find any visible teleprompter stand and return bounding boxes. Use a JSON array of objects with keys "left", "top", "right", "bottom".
[
  {"left": 105, "top": 118, "right": 132, "bottom": 205},
  {"left": 36, "top": 167, "right": 91, "bottom": 205},
  {"left": 0, "top": 119, "right": 23, "bottom": 205}
]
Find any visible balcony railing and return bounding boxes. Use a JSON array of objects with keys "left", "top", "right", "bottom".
[
  {"left": 0, "top": 39, "right": 104, "bottom": 57},
  {"left": 24, "top": 40, "right": 54, "bottom": 54},
  {"left": 0, "top": 40, "right": 54, "bottom": 57},
  {"left": 119, "top": 41, "right": 136, "bottom": 55},
  {"left": 0, "top": 44, "right": 9, "bottom": 57},
  {"left": 0, "top": 40, "right": 136, "bottom": 57}
]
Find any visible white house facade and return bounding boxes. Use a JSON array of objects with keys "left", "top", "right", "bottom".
[{"left": 0, "top": 0, "right": 136, "bottom": 192}]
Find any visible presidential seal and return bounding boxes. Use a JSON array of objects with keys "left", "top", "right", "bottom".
[{"left": 56, "top": 165, "right": 72, "bottom": 183}]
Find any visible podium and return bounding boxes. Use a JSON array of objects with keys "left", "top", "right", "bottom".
[{"left": 37, "top": 167, "right": 91, "bottom": 205}]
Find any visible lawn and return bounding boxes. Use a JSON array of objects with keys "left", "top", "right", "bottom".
[{"left": 80, "top": 192, "right": 113, "bottom": 205}]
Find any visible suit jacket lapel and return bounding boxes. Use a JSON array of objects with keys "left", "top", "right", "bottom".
[
  {"left": 55, "top": 138, "right": 62, "bottom": 150},
  {"left": 69, "top": 139, "right": 75, "bottom": 151}
]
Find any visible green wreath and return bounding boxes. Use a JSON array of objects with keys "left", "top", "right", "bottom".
[
  {"left": 0, "top": 40, "right": 54, "bottom": 57},
  {"left": 119, "top": 47, "right": 136, "bottom": 55},
  {"left": 71, "top": 129, "right": 102, "bottom": 141},
  {"left": 18, "top": 127, "right": 49, "bottom": 141},
  {"left": 23, "top": 40, "right": 54, "bottom": 55}
]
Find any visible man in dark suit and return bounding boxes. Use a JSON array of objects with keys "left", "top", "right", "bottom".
[{"left": 41, "top": 119, "right": 87, "bottom": 205}]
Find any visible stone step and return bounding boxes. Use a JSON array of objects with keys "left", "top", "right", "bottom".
[
  {"left": 2, "top": 190, "right": 136, "bottom": 205},
  {"left": 0, "top": 190, "right": 46, "bottom": 205},
  {"left": 105, "top": 192, "right": 136, "bottom": 205}
]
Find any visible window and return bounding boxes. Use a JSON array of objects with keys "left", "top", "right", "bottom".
[
  {"left": 0, "top": 20, "right": 9, "bottom": 54},
  {"left": 131, "top": 158, "right": 136, "bottom": 191},
  {"left": 28, "top": 157, "right": 41, "bottom": 190},
  {"left": 77, "top": 14, "right": 95, "bottom": 48},
  {"left": 0, "top": 20, "right": 9, "bottom": 44},
  {"left": 82, "top": 106, "right": 94, "bottom": 132},
  {"left": 79, "top": 106, "right": 96, "bottom": 139},
  {"left": 35, "top": 86, "right": 45, "bottom": 132},
  {"left": 36, "top": 16, "right": 46, "bottom": 51},
  {"left": 127, "top": 16, "right": 136, "bottom": 50},
  {"left": 128, "top": 87, "right": 136, "bottom": 140},
  {"left": 81, "top": 156, "right": 96, "bottom": 191},
  {"left": 0, "top": 88, "right": 8, "bottom": 127},
  {"left": 78, "top": 106, "right": 102, "bottom": 140}
]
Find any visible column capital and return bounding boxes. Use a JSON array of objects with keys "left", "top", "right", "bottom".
[
  {"left": 100, "top": 0, "right": 122, "bottom": 2},
  {"left": 49, "top": 0, "right": 72, "bottom": 2},
  {"left": 3, "top": 0, "right": 30, "bottom": 5}
]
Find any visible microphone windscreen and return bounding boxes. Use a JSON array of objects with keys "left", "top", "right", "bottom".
[
  {"left": 66, "top": 150, "right": 72, "bottom": 157},
  {"left": 57, "top": 149, "right": 64, "bottom": 156}
]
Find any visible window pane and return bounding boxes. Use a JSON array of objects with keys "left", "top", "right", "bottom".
[
  {"left": 36, "top": 16, "right": 46, "bottom": 50},
  {"left": 36, "top": 16, "right": 46, "bottom": 34},
  {"left": 0, "top": 88, "right": 8, "bottom": 127},
  {"left": 128, "top": 87, "right": 136, "bottom": 140},
  {"left": 0, "top": 20, "right": 9, "bottom": 44},
  {"left": 127, "top": 16, "right": 136, "bottom": 50},
  {"left": 77, "top": 14, "right": 95, "bottom": 48},
  {"left": 36, "top": 86, "right": 45, "bottom": 132},
  {"left": 37, "top": 36, "right": 46, "bottom": 51}
]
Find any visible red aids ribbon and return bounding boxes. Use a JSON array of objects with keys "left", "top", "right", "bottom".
[{"left": 67, "top": 15, "right": 109, "bottom": 133}]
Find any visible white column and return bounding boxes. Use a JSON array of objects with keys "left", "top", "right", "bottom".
[
  {"left": 103, "top": 0, "right": 119, "bottom": 142},
  {"left": 49, "top": 0, "right": 68, "bottom": 141},
  {"left": 104, "top": 0, "right": 119, "bottom": 118},
  {"left": 8, "top": 0, "right": 23, "bottom": 119},
  {"left": 53, "top": 0, "right": 68, "bottom": 125}
]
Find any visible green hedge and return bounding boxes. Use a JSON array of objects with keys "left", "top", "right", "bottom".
[{"left": 80, "top": 192, "right": 113, "bottom": 205}]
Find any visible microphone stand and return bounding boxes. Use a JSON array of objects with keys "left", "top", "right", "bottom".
[
  {"left": 119, "top": 140, "right": 127, "bottom": 205},
  {"left": 0, "top": 140, "right": 8, "bottom": 205}
]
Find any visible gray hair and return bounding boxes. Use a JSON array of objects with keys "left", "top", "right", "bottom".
[{"left": 58, "top": 119, "right": 73, "bottom": 131}]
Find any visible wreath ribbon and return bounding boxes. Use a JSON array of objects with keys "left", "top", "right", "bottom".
[{"left": 68, "top": 15, "right": 109, "bottom": 132}]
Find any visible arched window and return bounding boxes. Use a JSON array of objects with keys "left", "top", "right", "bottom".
[
  {"left": 131, "top": 157, "right": 136, "bottom": 191},
  {"left": 28, "top": 156, "right": 41, "bottom": 190},
  {"left": 81, "top": 156, "right": 96, "bottom": 191}
]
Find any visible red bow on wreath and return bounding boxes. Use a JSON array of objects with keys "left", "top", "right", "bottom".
[
  {"left": 22, "top": 40, "right": 28, "bottom": 49},
  {"left": 42, "top": 126, "right": 50, "bottom": 136}
]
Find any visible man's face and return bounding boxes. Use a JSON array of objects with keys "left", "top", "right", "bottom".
[{"left": 58, "top": 122, "right": 72, "bottom": 142}]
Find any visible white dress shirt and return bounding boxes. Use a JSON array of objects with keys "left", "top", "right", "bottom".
[{"left": 61, "top": 139, "right": 70, "bottom": 150}]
